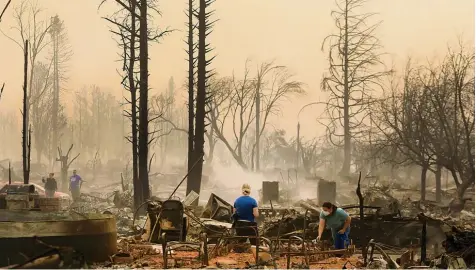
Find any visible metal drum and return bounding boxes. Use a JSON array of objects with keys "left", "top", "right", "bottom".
[{"left": 0, "top": 211, "right": 117, "bottom": 265}]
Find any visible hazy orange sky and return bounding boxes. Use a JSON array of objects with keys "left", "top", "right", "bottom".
[{"left": 0, "top": 0, "right": 474, "bottom": 138}]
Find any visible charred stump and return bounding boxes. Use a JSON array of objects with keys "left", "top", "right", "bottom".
[{"left": 356, "top": 171, "right": 364, "bottom": 220}]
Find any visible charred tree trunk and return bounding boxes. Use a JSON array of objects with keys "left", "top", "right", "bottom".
[
  {"left": 356, "top": 172, "right": 364, "bottom": 220},
  {"left": 255, "top": 90, "right": 260, "bottom": 172},
  {"left": 207, "top": 137, "right": 215, "bottom": 164},
  {"left": 51, "top": 17, "right": 60, "bottom": 166},
  {"left": 420, "top": 165, "right": 428, "bottom": 201},
  {"left": 138, "top": 0, "right": 150, "bottom": 204},
  {"left": 187, "top": 0, "right": 207, "bottom": 198},
  {"left": 129, "top": 0, "right": 141, "bottom": 213},
  {"left": 435, "top": 164, "right": 442, "bottom": 203},
  {"left": 457, "top": 174, "right": 473, "bottom": 200},
  {"left": 22, "top": 40, "right": 30, "bottom": 184},
  {"left": 341, "top": 1, "right": 351, "bottom": 176},
  {"left": 186, "top": 0, "right": 196, "bottom": 195}
]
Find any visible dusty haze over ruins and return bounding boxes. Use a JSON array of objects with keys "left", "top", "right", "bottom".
[
  {"left": 0, "top": 0, "right": 473, "bottom": 139},
  {"left": 0, "top": 0, "right": 475, "bottom": 268}
]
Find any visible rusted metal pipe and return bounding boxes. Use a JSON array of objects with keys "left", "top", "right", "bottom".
[
  {"left": 280, "top": 248, "right": 351, "bottom": 256},
  {"left": 161, "top": 233, "right": 167, "bottom": 269},
  {"left": 286, "top": 235, "right": 304, "bottom": 269},
  {"left": 302, "top": 209, "right": 309, "bottom": 266},
  {"left": 202, "top": 233, "right": 209, "bottom": 266},
  {"left": 286, "top": 237, "right": 292, "bottom": 269}
]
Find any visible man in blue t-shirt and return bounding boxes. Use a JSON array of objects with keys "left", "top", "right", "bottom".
[
  {"left": 69, "top": 169, "right": 82, "bottom": 201},
  {"left": 233, "top": 184, "right": 259, "bottom": 245}
]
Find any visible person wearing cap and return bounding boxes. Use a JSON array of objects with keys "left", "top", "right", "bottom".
[
  {"left": 233, "top": 184, "right": 259, "bottom": 245},
  {"left": 316, "top": 201, "right": 351, "bottom": 250},
  {"left": 69, "top": 169, "right": 82, "bottom": 201}
]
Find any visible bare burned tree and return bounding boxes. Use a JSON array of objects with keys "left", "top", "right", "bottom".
[
  {"left": 186, "top": 0, "right": 216, "bottom": 198},
  {"left": 421, "top": 45, "right": 475, "bottom": 201},
  {"left": 321, "top": 0, "right": 389, "bottom": 176},
  {"left": 102, "top": 0, "right": 171, "bottom": 210},
  {"left": 300, "top": 138, "right": 325, "bottom": 176},
  {"left": 375, "top": 65, "right": 436, "bottom": 201},
  {"left": 186, "top": 0, "right": 197, "bottom": 189},
  {"left": 87, "top": 150, "right": 101, "bottom": 182},
  {"left": 208, "top": 61, "right": 303, "bottom": 170},
  {"left": 30, "top": 62, "right": 53, "bottom": 163},
  {"left": 137, "top": 0, "right": 172, "bottom": 204},
  {"left": 101, "top": 0, "right": 141, "bottom": 210},
  {"left": 56, "top": 144, "right": 80, "bottom": 191},
  {"left": 137, "top": 0, "right": 150, "bottom": 202},
  {"left": 49, "top": 15, "right": 72, "bottom": 164},
  {"left": 375, "top": 43, "right": 475, "bottom": 202},
  {"left": 2, "top": 0, "right": 52, "bottom": 112}
]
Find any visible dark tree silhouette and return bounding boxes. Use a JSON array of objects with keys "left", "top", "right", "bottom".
[
  {"left": 49, "top": 15, "right": 72, "bottom": 165},
  {"left": 102, "top": 0, "right": 142, "bottom": 210},
  {"left": 186, "top": 0, "right": 197, "bottom": 196},
  {"left": 137, "top": 0, "right": 150, "bottom": 204},
  {"left": 56, "top": 144, "right": 80, "bottom": 191},
  {"left": 186, "top": 0, "right": 216, "bottom": 198},
  {"left": 321, "top": 0, "right": 389, "bottom": 176},
  {"left": 22, "top": 39, "right": 30, "bottom": 184},
  {"left": 102, "top": 0, "right": 171, "bottom": 211},
  {"left": 374, "top": 44, "right": 475, "bottom": 202}
]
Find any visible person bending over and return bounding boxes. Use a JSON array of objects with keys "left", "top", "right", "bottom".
[{"left": 316, "top": 202, "right": 351, "bottom": 249}]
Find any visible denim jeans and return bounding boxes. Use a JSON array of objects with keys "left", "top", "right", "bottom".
[
  {"left": 331, "top": 227, "right": 350, "bottom": 249},
  {"left": 233, "top": 220, "right": 258, "bottom": 245}
]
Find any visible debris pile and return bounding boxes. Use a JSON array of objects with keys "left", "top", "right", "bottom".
[
  {"left": 440, "top": 227, "right": 475, "bottom": 267},
  {"left": 35, "top": 173, "right": 472, "bottom": 269}
]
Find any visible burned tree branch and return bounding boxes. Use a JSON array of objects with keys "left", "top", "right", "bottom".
[
  {"left": 0, "top": 83, "right": 4, "bottom": 102},
  {"left": 0, "top": 0, "right": 11, "bottom": 23}
]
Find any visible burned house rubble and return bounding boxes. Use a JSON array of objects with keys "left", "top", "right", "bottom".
[{"left": 0, "top": 173, "right": 473, "bottom": 269}]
